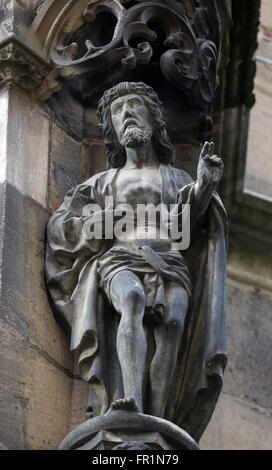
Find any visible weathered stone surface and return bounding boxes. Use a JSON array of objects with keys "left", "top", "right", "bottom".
[
  {"left": 70, "top": 378, "right": 89, "bottom": 429},
  {"left": 174, "top": 143, "right": 200, "bottom": 180},
  {"left": 0, "top": 147, "right": 56, "bottom": 382},
  {"left": 0, "top": 309, "right": 73, "bottom": 450},
  {"left": 0, "top": 299, "right": 29, "bottom": 340},
  {"left": 25, "top": 353, "right": 72, "bottom": 450},
  {"left": 48, "top": 121, "right": 81, "bottom": 212},
  {"left": 224, "top": 278, "right": 272, "bottom": 409},
  {"left": 0, "top": 389, "right": 27, "bottom": 450},
  {"left": 201, "top": 392, "right": 272, "bottom": 450},
  {"left": 0, "top": 88, "right": 8, "bottom": 184},
  {"left": 0, "top": 183, "right": 72, "bottom": 370},
  {"left": 0, "top": 318, "right": 29, "bottom": 395},
  {"left": 2, "top": 87, "right": 50, "bottom": 207},
  {"left": 0, "top": 319, "right": 29, "bottom": 449},
  {"left": 2, "top": 224, "right": 27, "bottom": 293},
  {"left": 81, "top": 141, "right": 106, "bottom": 182},
  {"left": 47, "top": 88, "right": 84, "bottom": 141},
  {"left": 83, "top": 106, "right": 102, "bottom": 141}
]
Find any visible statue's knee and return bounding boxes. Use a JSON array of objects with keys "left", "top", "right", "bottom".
[
  {"left": 123, "top": 285, "right": 145, "bottom": 310},
  {"left": 165, "top": 317, "right": 184, "bottom": 337}
]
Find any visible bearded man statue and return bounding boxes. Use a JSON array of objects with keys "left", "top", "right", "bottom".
[{"left": 45, "top": 81, "right": 227, "bottom": 444}]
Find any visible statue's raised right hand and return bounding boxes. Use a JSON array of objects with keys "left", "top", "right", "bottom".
[{"left": 197, "top": 141, "right": 224, "bottom": 188}]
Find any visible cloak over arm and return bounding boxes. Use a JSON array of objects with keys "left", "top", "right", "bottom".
[{"left": 45, "top": 180, "right": 106, "bottom": 330}]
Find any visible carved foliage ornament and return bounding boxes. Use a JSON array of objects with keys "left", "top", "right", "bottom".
[
  {"left": 0, "top": 39, "right": 50, "bottom": 92},
  {"left": 44, "top": 0, "right": 220, "bottom": 113}
]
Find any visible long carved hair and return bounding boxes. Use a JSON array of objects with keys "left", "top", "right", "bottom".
[{"left": 97, "top": 82, "right": 174, "bottom": 168}]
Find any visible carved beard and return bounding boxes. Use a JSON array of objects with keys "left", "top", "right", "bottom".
[{"left": 121, "top": 126, "right": 152, "bottom": 148}]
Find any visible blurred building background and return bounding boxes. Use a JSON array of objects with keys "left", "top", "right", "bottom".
[
  {"left": 245, "top": 0, "right": 272, "bottom": 200},
  {"left": 201, "top": 0, "right": 272, "bottom": 449}
]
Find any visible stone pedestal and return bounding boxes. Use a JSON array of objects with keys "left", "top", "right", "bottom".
[{"left": 58, "top": 410, "right": 199, "bottom": 451}]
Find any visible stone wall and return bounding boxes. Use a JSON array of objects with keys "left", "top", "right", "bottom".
[{"left": 0, "top": 84, "right": 84, "bottom": 449}]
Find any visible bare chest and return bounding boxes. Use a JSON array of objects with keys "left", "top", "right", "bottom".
[{"left": 114, "top": 168, "right": 162, "bottom": 207}]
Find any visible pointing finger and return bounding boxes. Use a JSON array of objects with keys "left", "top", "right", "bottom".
[
  {"left": 200, "top": 141, "right": 210, "bottom": 158},
  {"left": 209, "top": 142, "right": 215, "bottom": 155}
]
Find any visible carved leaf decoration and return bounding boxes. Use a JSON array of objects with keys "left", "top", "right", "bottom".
[
  {"left": 57, "top": 43, "right": 79, "bottom": 61},
  {"left": 85, "top": 40, "right": 98, "bottom": 57},
  {"left": 138, "top": 6, "right": 181, "bottom": 38},
  {"left": 197, "top": 39, "right": 217, "bottom": 103},
  {"left": 121, "top": 48, "right": 137, "bottom": 70},
  {"left": 83, "top": 6, "right": 97, "bottom": 24},
  {"left": 193, "top": 7, "right": 210, "bottom": 38},
  {"left": 47, "top": 0, "right": 218, "bottom": 123},
  {"left": 135, "top": 41, "right": 153, "bottom": 64},
  {"left": 123, "top": 22, "right": 157, "bottom": 47},
  {"left": 164, "top": 32, "right": 194, "bottom": 54},
  {"left": 161, "top": 49, "right": 198, "bottom": 85}
]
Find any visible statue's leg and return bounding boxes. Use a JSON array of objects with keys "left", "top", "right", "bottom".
[
  {"left": 109, "top": 270, "right": 147, "bottom": 412},
  {"left": 149, "top": 282, "right": 189, "bottom": 418}
]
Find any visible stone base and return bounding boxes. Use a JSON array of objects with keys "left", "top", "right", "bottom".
[{"left": 58, "top": 409, "right": 199, "bottom": 450}]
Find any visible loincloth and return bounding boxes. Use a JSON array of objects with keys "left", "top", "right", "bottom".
[{"left": 97, "top": 245, "right": 192, "bottom": 320}]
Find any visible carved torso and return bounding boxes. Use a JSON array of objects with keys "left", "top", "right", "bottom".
[
  {"left": 113, "top": 165, "right": 174, "bottom": 247},
  {"left": 114, "top": 166, "right": 162, "bottom": 207}
]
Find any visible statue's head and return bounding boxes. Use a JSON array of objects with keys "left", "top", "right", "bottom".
[{"left": 97, "top": 82, "right": 174, "bottom": 168}]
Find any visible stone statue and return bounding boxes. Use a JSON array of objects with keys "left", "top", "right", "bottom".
[{"left": 45, "top": 82, "right": 227, "bottom": 448}]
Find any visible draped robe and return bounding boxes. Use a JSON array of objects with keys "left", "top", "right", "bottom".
[{"left": 45, "top": 163, "right": 227, "bottom": 442}]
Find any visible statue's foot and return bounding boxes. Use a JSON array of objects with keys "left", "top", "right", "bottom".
[{"left": 110, "top": 397, "right": 141, "bottom": 413}]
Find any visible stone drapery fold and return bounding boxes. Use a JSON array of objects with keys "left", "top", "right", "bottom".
[{"left": 45, "top": 164, "right": 227, "bottom": 441}]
